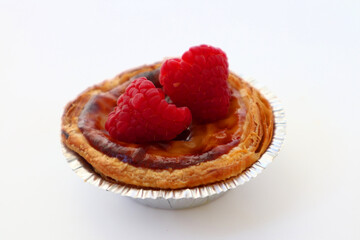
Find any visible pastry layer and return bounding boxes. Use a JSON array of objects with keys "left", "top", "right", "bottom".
[{"left": 61, "top": 62, "right": 274, "bottom": 189}]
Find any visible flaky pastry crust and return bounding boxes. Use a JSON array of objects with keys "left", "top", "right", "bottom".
[{"left": 61, "top": 63, "right": 274, "bottom": 189}]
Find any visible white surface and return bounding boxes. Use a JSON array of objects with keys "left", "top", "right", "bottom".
[{"left": 0, "top": 0, "right": 359, "bottom": 239}]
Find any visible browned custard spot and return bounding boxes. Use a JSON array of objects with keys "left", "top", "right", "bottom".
[{"left": 78, "top": 69, "right": 247, "bottom": 169}]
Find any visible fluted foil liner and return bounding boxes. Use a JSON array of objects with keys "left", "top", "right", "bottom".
[{"left": 62, "top": 77, "right": 286, "bottom": 209}]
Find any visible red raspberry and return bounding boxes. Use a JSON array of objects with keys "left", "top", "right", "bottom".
[
  {"left": 105, "top": 77, "right": 192, "bottom": 143},
  {"left": 159, "top": 45, "right": 230, "bottom": 122}
]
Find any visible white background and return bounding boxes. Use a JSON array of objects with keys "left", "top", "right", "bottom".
[{"left": 1, "top": 0, "right": 359, "bottom": 239}]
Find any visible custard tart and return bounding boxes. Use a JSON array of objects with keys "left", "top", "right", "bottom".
[{"left": 61, "top": 62, "right": 274, "bottom": 189}]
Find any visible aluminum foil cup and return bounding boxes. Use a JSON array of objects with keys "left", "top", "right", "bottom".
[{"left": 62, "top": 77, "right": 286, "bottom": 210}]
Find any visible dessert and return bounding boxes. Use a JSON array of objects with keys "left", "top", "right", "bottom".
[{"left": 61, "top": 45, "right": 274, "bottom": 189}]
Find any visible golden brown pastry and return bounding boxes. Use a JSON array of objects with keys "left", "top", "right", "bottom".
[{"left": 61, "top": 62, "right": 274, "bottom": 189}]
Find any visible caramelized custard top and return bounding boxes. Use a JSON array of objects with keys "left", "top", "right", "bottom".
[{"left": 78, "top": 69, "right": 247, "bottom": 169}]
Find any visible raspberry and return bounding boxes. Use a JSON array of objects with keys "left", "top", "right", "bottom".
[
  {"left": 105, "top": 77, "right": 192, "bottom": 143},
  {"left": 159, "top": 45, "right": 230, "bottom": 122}
]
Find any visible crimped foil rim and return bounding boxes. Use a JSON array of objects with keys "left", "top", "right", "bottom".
[{"left": 62, "top": 77, "right": 286, "bottom": 200}]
